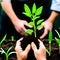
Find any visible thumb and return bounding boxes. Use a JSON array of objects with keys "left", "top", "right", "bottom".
[
  {"left": 25, "top": 22, "right": 33, "bottom": 28},
  {"left": 25, "top": 44, "right": 31, "bottom": 54},
  {"left": 31, "top": 42, "right": 37, "bottom": 52}
]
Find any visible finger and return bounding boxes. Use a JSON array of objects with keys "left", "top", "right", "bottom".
[
  {"left": 16, "top": 38, "right": 23, "bottom": 46},
  {"left": 25, "top": 44, "right": 31, "bottom": 54},
  {"left": 31, "top": 42, "right": 37, "bottom": 52},
  {"left": 40, "top": 29, "right": 48, "bottom": 39},
  {"left": 25, "top": 22, "right": 33, "bottom": 28},
  {"left": 38, "top": 39, "right": 46, "bottom": 49}
]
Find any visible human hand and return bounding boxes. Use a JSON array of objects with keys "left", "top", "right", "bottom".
[
  {"left": 15, "top": 38, "right": 31, "bottom": 60},
  {"left": 40, "top": 20, "right": 53, "bottom": 39},
  {"left": 13, "top": 19, "right": 32, "bottom": 36},
  {"left": 31, "top": 39, "right": 46, "bottom": 60}
]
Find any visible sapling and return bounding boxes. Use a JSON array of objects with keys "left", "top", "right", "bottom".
[
  {"left": 0, "top": 34, "right": 7, "bottom": 46},
  {"left": 22, "top": 3, "right": 44, "bottom": 37},
  {"left": 11, "top": 35, "right": 14, "bottom": 41},
  {"left": 55, "top": 29, "right": 60, "bottom": 54},
  {"left": 0, "top": 46, "right": 16, "bottom": 60}
]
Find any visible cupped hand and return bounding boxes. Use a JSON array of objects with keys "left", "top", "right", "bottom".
[
  {"left": 15, "top": 38, "right": 31, "bottom": 60},
  {"left": 31, "top": 39, "right": 46, "bottom": 60}
]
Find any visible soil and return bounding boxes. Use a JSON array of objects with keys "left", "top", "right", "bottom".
[{"left": 0, "top": 36, "right": 60, "bottom": 60}]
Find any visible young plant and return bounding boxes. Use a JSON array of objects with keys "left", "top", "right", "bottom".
[
  {"left": 0, "top": 46, "right": 16, "bottom": 60},
  {"left": 0, "top": 34, "right": 7, "bottom": 46},
  {"left": 46, "top": 30, "right": 53, "bottom": 56},
  {"left": 11, "top": 35, "right": 14, "bottom": 41},
  {"left": 55, "top": 29, "right": 60, "bottom": 54},
  {"left": 22, "top": 3, "right": 44, "bottom": 37}
]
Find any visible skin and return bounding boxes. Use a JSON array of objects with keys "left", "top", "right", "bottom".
[
  {"left": 1, "top": 1, "right": 59, "bottom": 38},
  {"left": 40, "top": 11, "right": 59, "bottom": 39},
  {"left": 1, "top": 2, "right": 32, "bottom": 36},
  {"left": 15, "top": 38, "right": 31, "bottom": 60},
  {"left": 15, "top": 38, "right": 46, "bottom": 60},
  {"left": 31, "top": 39, "right": 46, "bottom": 60}
]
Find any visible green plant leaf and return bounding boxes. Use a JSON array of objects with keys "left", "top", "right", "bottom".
[
  {"left": 11, "top": 35, "right": 14, "bottom": 41},
  {"left": 46, "top": 49, "right": 51, "bottom": 56},
  {"left": 55, "top": 37, "right": 60, "bottom": 45},
  {"left": 29, "top": 21, "right": 34, "bottom": 26},
  {"left": 9, "top": 51, "right": 16, "bottom": 56},
  {"left": 37, "top": 25, "right": 43, "bottom": 29},
  {"left": 24, "top": 4, "right": 31, "bottom": 15},
  {"left": 32, "top": 3, "right": 36, "bottom": 14},
  {"left": 7, "top": 46, "right": 13, "bottom": 53},
  {"left": 0, "top": 34, "right": 7, "bottom": 46},
  {"left": 55, "top": 29, "right": 60, "bottom": 38},
  {"left": 22, "top": 12, "right": 32, "bottom": 17},
  {"left": 48, "top": 30, "right": 53, "bottom": 44},
  {"left": 32, "top": 16, "right": 40, "bottom": 21},
  {"left": 25, "top": 29, "right": 33, "bottom": 35},
  {"left": 35, "top": 6, "right": 43, "bottom": 15},
  {"left": 37, "top": 19, "right": 44, "bottom": 25}
]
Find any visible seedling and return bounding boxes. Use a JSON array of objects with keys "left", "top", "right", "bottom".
[
  {"left": 0, "top": 34, "right": 7, "bottom": 46},
  {"left": 48, "top": 30, "right": 53, "bottom": 56},
  {"left": 0, "top": 46, "right": 16, "bottom": 60},
  {"left": 22, "top": 3, "right": 44, "bottom": 37},
  {"left": 55, "top": 29, "right": 60, "bottom": 54},
  {"left": 46, "top": 30, "right": 53, "bottom": 56},
  {"left": 11, "top": 35, "right": 14, "bottom": 41}
]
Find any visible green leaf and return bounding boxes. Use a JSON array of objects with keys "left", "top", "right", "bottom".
[
  {"left": 32, "top": 3, "right": 36, "bottom": 14},
  {"left": 29, "top": 21, "right": 34, "bottom": 26},
  {"left": 35, "top": 6, "right": 43, "bottom": 15},
  {"left": 46, "top": 49, "right": 51, "bottom": 56},
  {"left": 37, "top": 19, "right": 44, "bottom": 25},
  {"left": 7, "top": 46, "right": 13, "bottom": 53},
  {"left": 48, "top": 30, "right": 53, "bottom": 44},
  {"left": 37, "top": 25, "right": 43, "bottom": 29},
  {"left": 0, "top": 34, "right": 7, "bottom": 46},
  {"left": 55, "top": 37, "right": 60, "bottom": 45},
  {"left": 24, "top": 4, "right": 31, "bottom": 15},
  {"left": 22, "top": 12, "right": 32, "bottom": 17},
  {"left": 55, "top": 29, "right": 60, "bottom": 38},
  {"left": 25, "top": 29, "right": 33, "bottom": 35},
  {"left": 32, "top": 16, "right": 40, "bottom": 21}
]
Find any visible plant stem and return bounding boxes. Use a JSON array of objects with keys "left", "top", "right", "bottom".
[
  {"left": 49, "top": 43, "right": 51, "bottom": 55},
  {"left": 33, "top": 20, "right": 36, "bottom": 37},
  {"left": 6, "top": 56, "right": 8, "bottom": 60},
  {"left": 59, "top": 44, "right": 60, "bottom": 54}
]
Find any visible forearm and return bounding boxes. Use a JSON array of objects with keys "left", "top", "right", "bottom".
[
  {"left": 46, "top": 11, "right": 59, "bottom": 23},
  {"left": 1, "top": 2, "right": 19, "bottom": 24}
]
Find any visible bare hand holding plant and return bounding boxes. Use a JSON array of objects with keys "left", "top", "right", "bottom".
[
  {"left": 31, "top": 39, "right": 46, "bottom": 60},
  {"left": 15, "top": 38, "right": 31, "bottom": 60},
  {"left": 13, "top": 19, "right": 32, "bottom": 36},
  {"left": 40, "top": 20, "right": 53, "bottom": 39}
]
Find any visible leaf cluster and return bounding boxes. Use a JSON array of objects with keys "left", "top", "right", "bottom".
[{"left": 22, "top": 3, "right": 44, "bottom": 36}]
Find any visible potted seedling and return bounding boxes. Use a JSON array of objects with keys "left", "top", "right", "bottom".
[
  {"left": 55, "top": 29, "right": 60, "bottom": 54},
  {"left": 20, "top": 3, "right": 44, "bottom": 60},
  {"left": 0, "top": 46, "right": 16, "bottom": 60}
]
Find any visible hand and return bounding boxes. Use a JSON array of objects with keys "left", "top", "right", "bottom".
[
  {"left": 15, "top": 38, "right": 31, "bottom": 60},
  {"left": 13, "top": 19, "right": 32, "bottom": 36},
  {"left": 40, "top": 20, "right": 53, "bottom": 39},
  {"left": 31, "top": 39, "right": 46, "bottom": 60}
]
